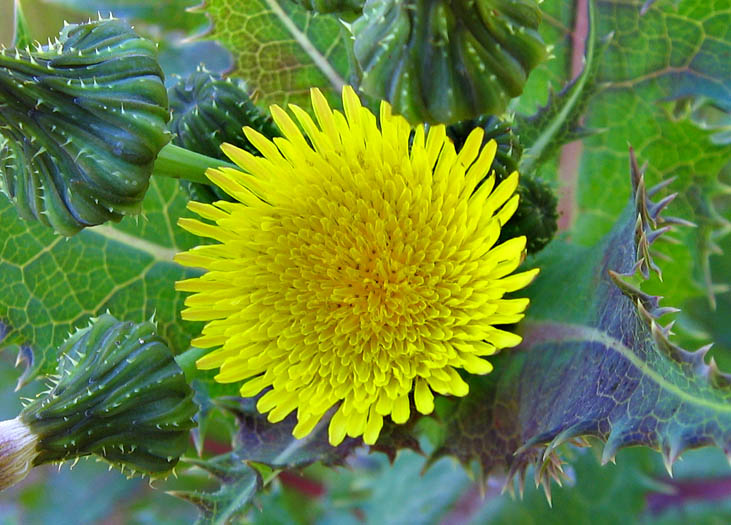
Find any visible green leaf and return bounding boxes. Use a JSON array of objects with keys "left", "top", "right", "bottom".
[
  {"left": 43, "top": 0, "right": 207, "bottom": 33},
  {"left": 574, "top": 0, "right": 731, "bottom": 309},
  {"left": 169, "top": 453, "right": 262, "bottom": 525},
  {"left": 200, "top": 0, "right": 349, "bottom": 109},
  {"left": 12, "top": 0, "right": 33, "bottom": 49},
  {"left": 514, "top": 0, "right": 729, "bottom": 345},
  {"left": 0, "top": 176, "right": 203, "bottom": 386},
  {"left": 169, "top": 395, "right": 360, "bottom": 522},
  {"left": 432, "top": 156, "right": 731, "bottom": 494},
  {"left": 517, "top": 0, "right": 611, "bottom": 175},
  {"left": 314, "top": 449, "right": 471, "bottom": 525},
  {"left": 468, "top": 446, "right": 731, "bottom": 525}
]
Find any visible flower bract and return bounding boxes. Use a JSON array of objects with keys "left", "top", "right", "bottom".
[{"left": 175, "top": 86, "right": 538, "bottom": 446}]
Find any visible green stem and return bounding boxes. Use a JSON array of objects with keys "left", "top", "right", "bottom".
[
  {"left": 152, "top": 143, "right": 237, "bottom": 185},
  {"left": 175, "top": 346, "right": 209, "bottom": 382}
]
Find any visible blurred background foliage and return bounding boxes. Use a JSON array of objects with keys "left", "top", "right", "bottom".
[{"left": 0, "top": 0, "right": 729, "bottom": 523}]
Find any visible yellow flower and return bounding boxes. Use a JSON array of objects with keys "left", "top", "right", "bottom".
[{"left": 175, "top": 86, "right": 538, "bottom": 446}]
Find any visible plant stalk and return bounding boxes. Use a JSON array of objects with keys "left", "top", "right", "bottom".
[{"left": 152, "top": 144, "right": 237, "bottom": 185}]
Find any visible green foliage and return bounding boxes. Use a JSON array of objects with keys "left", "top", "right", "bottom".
[
  {"left": 0, "top": 176, "right": 202, "bottom": 385},
  {"left": 516, "top": 0, "right": 611, "bottom": 174},
  {"left": 201, "top": 0, "right": 350, "bottom": 109},
  {"left": 292, "top": 0, "right": 363, "bottom": 16},
  {"left": 170, "top": 396, "right": 360, "bottom": 523},
  {"left": 170, "top": 454, "right": 262, "bottom": 525},
  {"left": 45, "top": 0, "right": 207, "bottom": 33},
  {"left": 12, "top": 0, "right": 33, "bottom": 49},
  {"left": 577, "top": 0, "right": 731, "bottom": 312}
]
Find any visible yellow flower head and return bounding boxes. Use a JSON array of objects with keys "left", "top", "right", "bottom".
[{"left": 175, "top": 86, "right": 538, "bottom": 446}]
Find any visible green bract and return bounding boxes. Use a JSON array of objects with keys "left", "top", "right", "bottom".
[
  {"left": 0, "top": 17, "right": 170, "bottom": 236},
  {"left": 16, "top": 314, "right": 197, "bottom": 478},
  {"left": 352, "top": 0, "right": 547, "bottom": 124},
  {"left": 501, "top": 173, "right": 558, "bottom": 253}
]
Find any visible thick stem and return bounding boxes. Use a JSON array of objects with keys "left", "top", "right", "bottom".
[{"left": 152, "top": 144, "right": 237, "bottom": 185}]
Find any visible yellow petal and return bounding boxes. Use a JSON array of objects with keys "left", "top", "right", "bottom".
[
  {"left": 391, "top": 394, "right": 410, "bottom": 424},
  {"left": 414, "top": 378, "right": 434, "bottom": 415}
]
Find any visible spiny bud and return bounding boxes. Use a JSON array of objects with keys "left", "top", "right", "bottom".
[
  {"left": 352, "top": 0, "right": 547, "bottom": 124},
  {"left": 0, "top": 17, "right": 170, "bottom": 236},
  {"left": 0, "top": 315, "right": 197, "bottom": 490},
  {"left": 447, "top": 115, "right": 523, "bottom": 181},
  {"left": 168, "top": 68, "right": 280, "bottom": 203}
]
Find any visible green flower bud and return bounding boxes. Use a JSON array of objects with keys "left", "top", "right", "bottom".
[
  {"left": 352, "top": 0, "right": 547, "bottom": 124},
  {"left": 169, "top": 69, "right": 279, "bottom": 160},
  {"left": 500, "top": 174, "right": 558, "bottom": 253},
  {"left": 447, "top": 114, "right": 523, "bottom": 181},
  {"left": 0, "top": 315, "right": 196, "bottom": 490},
  {"left": 0, "top": 17, "right": 170, "bottom": 236},
  {"left": 168, "top": 68, "right": 280, "bottom": 203}
]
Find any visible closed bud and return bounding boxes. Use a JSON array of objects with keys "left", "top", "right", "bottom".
[
  {"left": 168, "top": 68, "right": 280, "bottom": 203},
  {"left": 0, "top": 314, "right": 197, "bottom": 491},
  {"left": 0, "top": 17, "right": 170, "bottom": 236},
  {"left": 352, "top": 0, "right": 547, "bottom": 124}
]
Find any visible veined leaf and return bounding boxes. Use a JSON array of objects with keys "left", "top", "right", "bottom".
[
  {"left": 576, "top": 0, "right": 731, "bottom": 309},
  {"left": 199, "top": 0, "right": 349, "bottom": 109},
  {"left": 433, "top": 152, "right": 731, "bottom": 496},
  {"left": 169, "top": 453, "right": 262, "bottom": 525},
  {"left": 516, "top": 0, "right": 729, "bottom": 334},
  {"left": 0, "top": 177, "right": 203, "bottom": 386}
]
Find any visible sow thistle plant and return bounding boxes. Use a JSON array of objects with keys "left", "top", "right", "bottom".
[{"left": 0, "top": 0, "right": 729, "bottom": 522}]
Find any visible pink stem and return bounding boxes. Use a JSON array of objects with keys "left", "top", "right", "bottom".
[{"left": 557, "top": 0, "right": 589, "bottom": 231}]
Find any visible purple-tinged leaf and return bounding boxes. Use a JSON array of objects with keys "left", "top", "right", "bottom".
[{"left": 433, "top": 148, "right": 731, "bottom": 499}]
